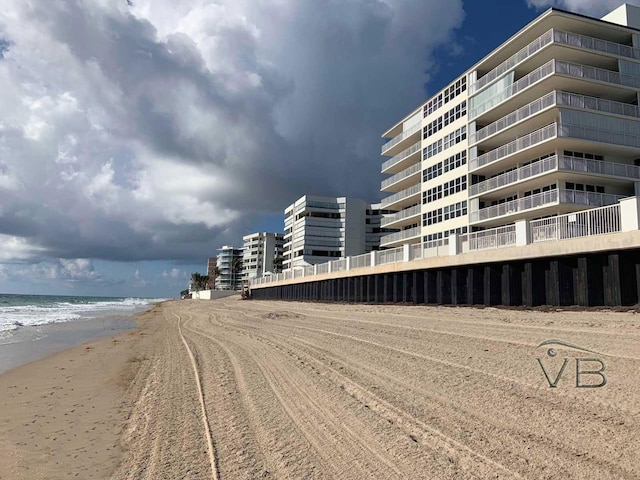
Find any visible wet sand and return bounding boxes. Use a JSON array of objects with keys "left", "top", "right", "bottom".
[{"left": 1, "top": 298, "right": 639, "bottom": 479}]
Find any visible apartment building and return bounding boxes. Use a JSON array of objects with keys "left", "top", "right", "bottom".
[
  {"left": 380, "top": 3, "right": 640, "bottom": 248},
  {"left": 215, "top": 245, "right": 244, "bottom": 290},
  {"left": 283, "top": 195, "right": 395, "bottom": 269},
  {"left": 205, "top": 257, "right": 217, "bottom": 289},
  {"left": 242, "top": 232, "right": 285, "bottom": 280}
]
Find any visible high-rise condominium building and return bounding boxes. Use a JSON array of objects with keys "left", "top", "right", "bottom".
[
  {"left": 206, "top": 257, "right": 217, "bottom": 289},
  {"left": 215, "top": 245, "right": 244, "bottom": 290},
  {"left": 380, "top": 3, "right": 640, "bottom": 248},
  {"left": 242, "top": 232, "right": 285, "bottom": 280},
  {"left": 283, "top": 195, "right": 395, "bottom": 269}
]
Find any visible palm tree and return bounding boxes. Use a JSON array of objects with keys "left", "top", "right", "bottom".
[
  {"left": 190, "top": 272, "right": 203, "bottom": 292},
  {"left": 231, "top": 257, "right": 243, "bottom": 291}
]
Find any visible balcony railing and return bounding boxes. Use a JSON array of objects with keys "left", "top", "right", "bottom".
[
  {"left": 381, "top": 141, "right": 421, "bottom": 172},
  {"left": 381, "top": 163, "right": 421, "bottom": 189},
  {"left": 470, "top": 188, "right": 624, "bottom": 222},
  {"left": 380, "top": 226, "right": 421, "bottom": 245},
  {"left": 470, "top": 155, "right": 558, "bottom": 196},
  {"left": 470, "top": 123, "right": 557, "bottom": 171},
  {"left": 471, "top": 90, "right": 640, "bottom": 145},
  {"left": 376, "top": 246, "right": 405, "bottom": 264},
  {"left": 471, "top": 59, "right": 640, "bottom": 120},
  {"left": 381, "top": 123, "right": 421, "bottom": 154},
  {"left": 470, "top": 154, "right": 640, "bottom": 197},
  {"left": 559, "top": 123, "right": 640, "bottom": 150},
  {"left": 351, "top": 253, "right": 372, "bottom": 269},
  {"left": 530, "top": 203, "right": 621, "bottom": 243},
  {"left": 380, "top": 184, "right": 421, "bottom": 208},
  {"left": 381, "top": 205, "right": 421, "bottom": 227},
  {"left": 459, "top": 225, "right": 517, "bottom": 253},
  {"left": 471, "top": 28, "right": 640, "bottom": 95}
]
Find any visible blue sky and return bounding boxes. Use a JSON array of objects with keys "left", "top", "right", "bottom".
[{"left": 0, "top": 0, "right": 629, "bottom": 297}]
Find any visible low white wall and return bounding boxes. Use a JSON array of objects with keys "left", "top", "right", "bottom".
[{"left": 191, "top": 290, "right": 239, "bottom": 300}]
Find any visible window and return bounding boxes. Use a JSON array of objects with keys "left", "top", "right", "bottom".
[
  {"left": 423, "top": 93, "right": 443, "bottom": 117},
  {"left": 443, "top": 126, "right": 466, "bottom": 150},
  {"left": 423, "top": 162, "right": 443, "bottom": 181},
  {"left": 423, "top": 116, "right": 443, "bottom": 139},
  {"left": 444, "top": 77, "right": 467, "bottom": 104},
  {"left": 443, "top": 201, "right": 467, "bottom": 220},
  {"left": 423, "top": 185, "right": 442, "bottom": 204},
  {"left": 423, "top": 139, "right": 442, "bottom": 160},
  {"left": 444, "top": 150, "right": 467, "bottom": 172},
  {"left": 443, "top": 101, "right": 467, "bottom": 126},
  {"left": 423, "top": 208, "right": 443, "bottom": 226},
  {"left": 443, "top": 175, "right": 467, "bottom": 197}
]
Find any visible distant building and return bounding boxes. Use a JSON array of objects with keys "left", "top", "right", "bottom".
[
  {"left": 206, "top": 257, "right": 217, "bottom": 289},
  {"left": 215, "top": 246, "right": 244, "bottom": 290},
  {"left": 283, "top": 195, "right": 397, "bottom": 269},
  {"left": 242, "top": 232, "right": 284, "bottom": 280}
]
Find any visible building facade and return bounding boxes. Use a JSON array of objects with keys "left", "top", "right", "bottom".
[
  {"left": 380, "top": 4, "right": 640, "bottom": 248},
  {"left": 215, "top": 245, "right": 244, "bottom": 290},
  {"left": 242, "top": 232, "right": 285, "bottom": 280},
  {"left": 206, "top": 257, "right": 217, "bottom": 289},
  {"left": 283, "top": 195, "right": 395, "bottom": 269}
]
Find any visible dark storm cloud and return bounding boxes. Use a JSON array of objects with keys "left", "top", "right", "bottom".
[{"left": 0, "top": 0, "right": 464, "bottom": 264}]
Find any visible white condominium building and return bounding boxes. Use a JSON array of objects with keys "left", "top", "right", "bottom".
[
  {"left": 215, "top": 245, "right": 244, "bottom": 290},
  {"left": 283, "top": 195, "right": 395, "bottom": 269},
  {"left": 242, "top": 232, "right": 285, "bottom": 280},
  {"left": 380, "top": 3, "right": 640, "bottom": 248}
]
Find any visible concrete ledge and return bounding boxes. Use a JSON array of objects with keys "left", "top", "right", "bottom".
[{"left": 252, "top": 230, "right": 640, "bottom": 289}]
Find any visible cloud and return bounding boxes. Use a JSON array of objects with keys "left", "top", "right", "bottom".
[
  {"left": 132, "top": 268, "right": 149, "bottom": 288},
  {"left": 0, "top": 0, "right": 465, "bottom": 265},
  {"left": 162, "top": 268, "right": 186, "bottom": 280},
  {"left": 12, "top": 258, "right": 102, "bottom": 284},
  {"left": 526, "top": 0, "right": 640, "bottom": 16}
]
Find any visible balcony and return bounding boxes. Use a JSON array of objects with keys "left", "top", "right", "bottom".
[
  {"left": 469, "top": 155, "right": 558, "bottom": 197},
  {"left": 381, "top": 205, "right": 421, "bottom": 228},
  {"left": 380, "top": 184, "right": 421, "bottom": 209},
  {"left": 471, "top": 91, "right": 640, "bottom": 146},
  {"left": 470, "top": 188, "right": 624, "bottom": 224},
  {"left": 470, "top": 123, "right": 557, "bottom": 172},
  {"left": 381, "top": 141, "right": 421, "bottom": 174},
  {"left": 470, "top": 59, "right": 640, "bottom": 121},
  {"left": 381, "top": 123, "right": 421, "bottom": 156},
  {"left": 472, "top": 28, "right": 640, "bottom": 96},
  {"left": 380, "top": 226, "right": 421, "bottom": 246},
  {"left": 381, "top": 163, "right": 421, "bottom": 191}
]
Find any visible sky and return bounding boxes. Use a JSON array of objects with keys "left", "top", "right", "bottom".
[{"left": 0, "top": 0, "right": 637, "bottom": 298}]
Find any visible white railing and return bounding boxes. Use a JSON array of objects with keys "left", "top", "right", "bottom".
[
  {"left": 471, "top": 28, "right": 640, "bottom": 95},
  {"left": 470, "top": 123, "right": 557, "bottom": 171},
  {"left": 470, "top": 90, "right": 640, "bottom": 145},
  {"left": 471, "top": 30, "right": 554, "bottom": 94},
  {"left": 471, "top": 189, "right": 624, "bottom": 223},
  {"left": 351, "top": 253, "right": 372, "bottom": 269},
  {"left": 381, "top": 123, "right": 421, "bottom": 154},
  {"left": 558, "top": 155, "right": 640, "bottom": 179},
  {"left": 331, "top": 258, "right": 347, "bottom": 272},
  {"left": 559, "top": 123, "right": 640, "bottom": 150},
  {"left": 381, "top": 162, "right": 421, "bottom": 189},
  {"left": 471, "top": 58, "right": 640, "bottom": 120},
  {"left": 470, "top": 155, "right": 558, "bottom": 196},
  {"left": 250, "top": 199, "right": 630, "bottom": 288},
  {"left": 376, "top": 247, "right": 405, "bottom": 265},
  {"left": 381, "top": 205, "right": 421, "bottom": 227},
  {"left": 381, "top": 141, "right": 421, "bottom": 172},
  {"left": 530, "top": 204, "right": 621, "bottom": 243},
  {"left": 380, "top": 226, "right": 421, "bottom": 245},
  {"left": 554, "top": 29, "right": 640, "bottom": 61},
  {"left": 459, "top": 225, "right": 517, "bottom": 253},
  {"left": 381, "top": 184, "right": 421, "bottom": 208}
]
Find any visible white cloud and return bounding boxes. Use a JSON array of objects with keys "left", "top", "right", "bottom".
[
  {"left": 526, "top": 0, "right": 640, "bottom": 16},
  {"left": 11, "top": 258, "right": 101, "bottom": 284},
  {"left": 0, "top": 0, "right": 465, "bottom": 265},
  {"left": 162, "top": 268, "right": 186, "bottom": 280}
]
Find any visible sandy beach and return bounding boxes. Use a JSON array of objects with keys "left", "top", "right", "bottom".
[{"left": 1, "top": 298, "right": 639, "bottom": 479}]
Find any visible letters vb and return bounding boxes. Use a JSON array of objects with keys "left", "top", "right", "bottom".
[{"left": 536, "top": 339, "right": 607, "bottom": 388}]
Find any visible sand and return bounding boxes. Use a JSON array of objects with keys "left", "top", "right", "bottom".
[{"left": 1, "top": 298, "right": 639, "bottom": 479}]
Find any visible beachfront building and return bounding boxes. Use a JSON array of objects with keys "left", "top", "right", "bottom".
[
  {"left": 380, "top": 3, "right": 640, "bottom": 248},
  {"left": 215, "top": 246, "right": 244, "bottom": 290},
  {"left": 283, "top": 195, "right": 396, "bottom": 269},
  {"left": 242, "top": 232, "right": 285, "bottom": 280}
]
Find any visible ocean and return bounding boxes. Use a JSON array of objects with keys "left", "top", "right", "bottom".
[{"left": 0, "top": 293, "right": 165, "bottom": 336}]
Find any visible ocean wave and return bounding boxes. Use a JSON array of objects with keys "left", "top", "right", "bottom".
[{"left": 0, "top": 297, "right": 164, "bottom": 333}]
